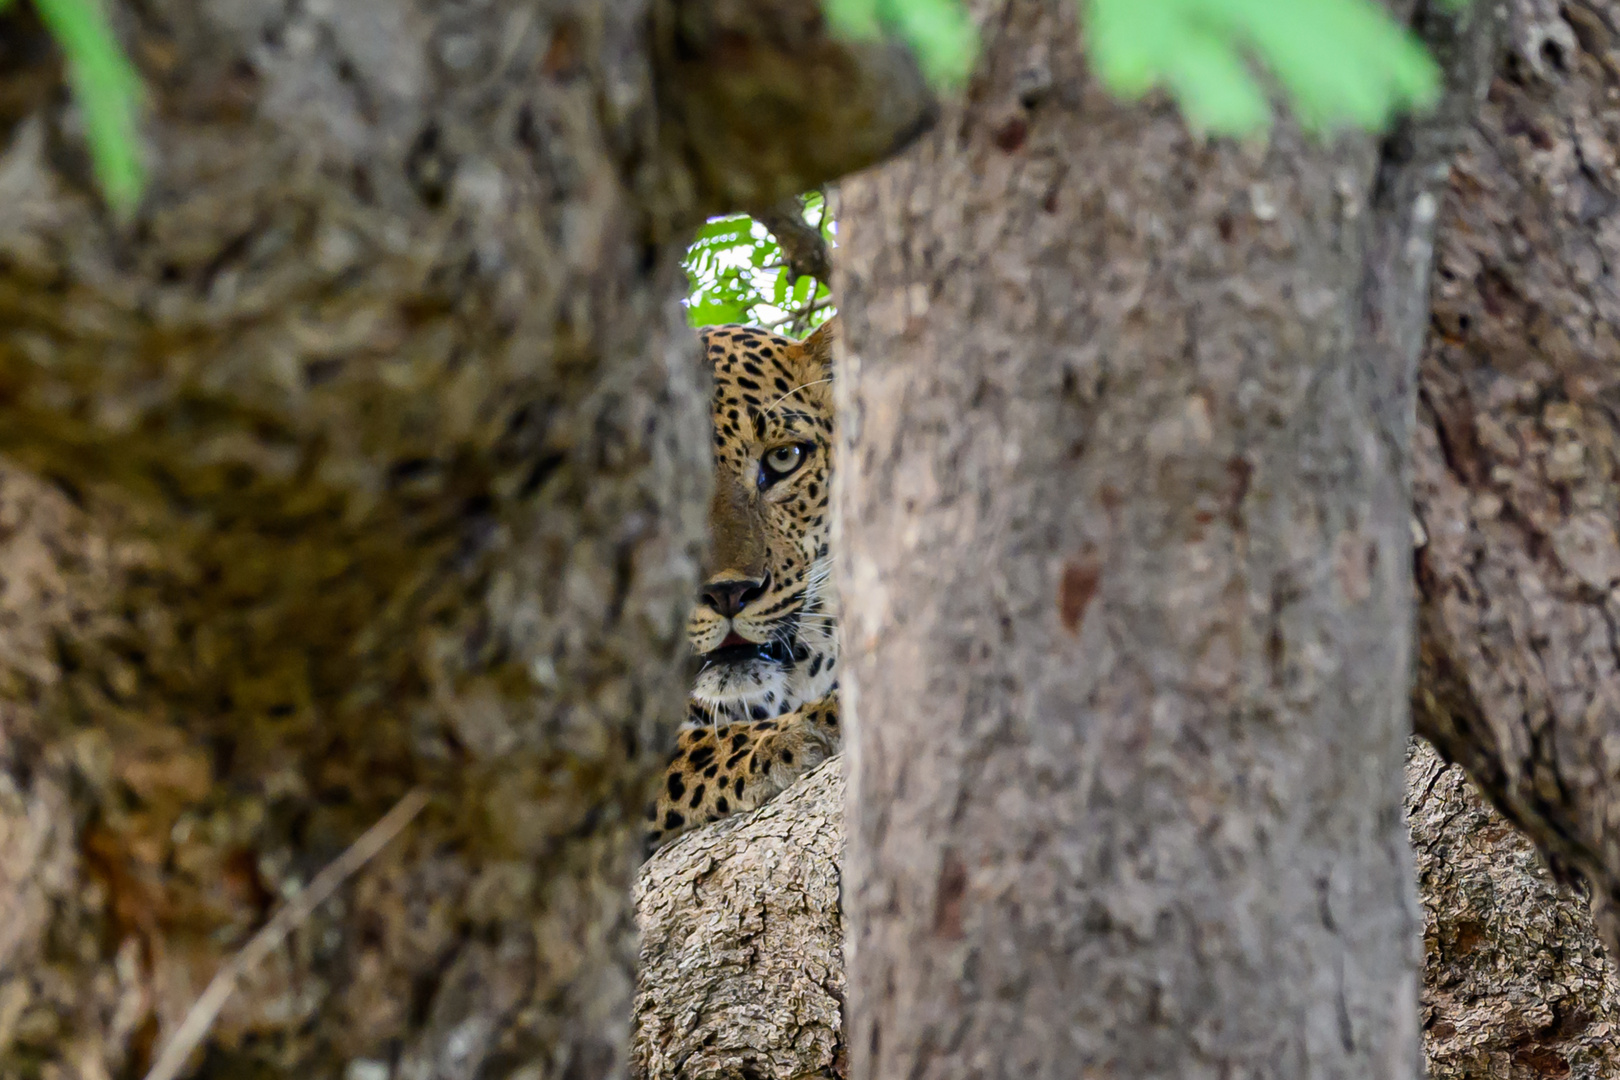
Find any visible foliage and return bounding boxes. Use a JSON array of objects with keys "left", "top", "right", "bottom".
[
  {"left": 827, "top": 0, "right": 1466, "bottom": 134},
  {"left": 1086, "top": 0, "right": 1444, "bottom": 133},
  {"left": 825, "top": 0, "right": 979, "bottom": 85},
  {"left": 683, "top": 192, "right": 838, "bottom": 333},
  {"left": 0, "top": 0, "right": 145, "bottom": 215}
]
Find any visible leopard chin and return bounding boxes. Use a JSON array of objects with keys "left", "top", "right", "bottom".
[
  {"left": 690, "top": 623, "right": 838, "bottom": 724},
  {"left": 692, "top": 659, "right": 793, "bottom": 719}
]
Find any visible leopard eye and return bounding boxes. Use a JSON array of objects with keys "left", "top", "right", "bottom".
[{"left": 758, "top": 444, "right": 809, "bottom": 487}]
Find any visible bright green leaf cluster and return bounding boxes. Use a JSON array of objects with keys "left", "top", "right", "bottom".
[
  {"left": 0, "top": 0, "right": 146, "bottom": 215},
  {"left": 1086, "top": 0, "right": 1440, "bottom": 134},
  {"left": 683, "top": 193, "right": 837, "bottom": 333},
  {"left": 826, "top": 0, "right": 1464, "bottom": 135}
]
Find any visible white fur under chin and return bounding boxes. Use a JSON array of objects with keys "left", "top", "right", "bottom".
[
  {"left": 692, "top": 660, "right": 791, "bottom": 719},
  {"left": 688, "top": 562, "right": 840, "bottom": 726},
  {"left": 689, "top": 635, "right": 838, "bottom": 725}
]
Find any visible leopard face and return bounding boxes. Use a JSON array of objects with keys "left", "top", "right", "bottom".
[{"left": 688, "top": 319, "right": 838, "bottom": 724}]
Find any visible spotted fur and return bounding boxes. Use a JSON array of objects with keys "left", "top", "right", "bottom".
[{"left": 645, "top": 319, "right": 841, "bottom": 852}]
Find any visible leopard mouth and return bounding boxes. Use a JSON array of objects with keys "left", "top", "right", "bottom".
[{"left": 704, "top": 633, "right": 793, "bottom": 668}]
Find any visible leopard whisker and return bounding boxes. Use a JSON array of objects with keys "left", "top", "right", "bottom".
[{"left": 761, "top": 377, "right": 833, "bottom": 417}]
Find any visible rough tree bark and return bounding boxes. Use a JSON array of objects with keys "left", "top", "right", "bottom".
[
  {"left": 629, "top": 738, "right": 1620, "bottom": 1080},
  {"left": 833, "top": 0, "right": 1498, "bottom": 1077},
  {"left": 1409, "top": 741, "right": 1620, "bottom": 1079},
  {"left": 1412, "top": 0, "right": 1620, "bottom": 963},
  {"left": 0, "top": 1, "right": 932, "bottom": 1077},
  {"left": 632, "top": 759, "right": 844, "bottom": 1080},
  {"left": 631, "top": 742, "right": 1620, "bottom": 1080}
]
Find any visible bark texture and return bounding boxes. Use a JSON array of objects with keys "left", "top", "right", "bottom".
[
  {"left": 1409, "top": 740, "right": 1620, "bottom": 1080},
  {"left": 1412, "top": 0, "right": 1620, "bottom": 962},
  {"left": 632, "top": 758, "right": 844, "bottom": 1080},
  {"left": 629, "top": 742, "right": 1620, "bottom": 1080},
  {"left": 0, "top": 2, "right": 932, "bottom": 1077},
  {"left": 833, "top": 1, "right": 1496, "bottom": 1077}
]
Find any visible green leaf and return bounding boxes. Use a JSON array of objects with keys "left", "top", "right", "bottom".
[
  {"left": 695, "top": 215, "right": 754, "bottom": 246},
  {"left": 826, "top": 0, "right": 978, "bottom": 86},
  {"left": 682, "top": 201, "right": 841, "bottom": 331},
  {"left": 1084, "top": 0, "right": 1444, "bottom": 135},
  {"left": 829, "top": 0, "right": 1457, "bottom": 134},
  {"left": 823, "top": 0, "right": 883, "bottom": 39},
  {"left": 33, "top": 0, "right": 147, "bottom": 216},
  {"left": 881, "top": 0, "right": 977, "bottom": 85},
  {"left": 686, "top": 295, "right": 751, "bottom": 327}
]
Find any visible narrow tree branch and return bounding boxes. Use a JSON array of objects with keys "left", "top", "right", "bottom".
[
  {"left": 143, "top": 789, "right": 430, "bottom": 1080},
  {"left": 634, "top": 760, "right": 844, "bottom": 1080},
  {"left": 753, "top": 197, "right": 832, "bottom": 285}
]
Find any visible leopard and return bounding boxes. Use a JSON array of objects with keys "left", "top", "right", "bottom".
[{"left": 644, "top": 317, "right": 842, "bottom": 852}]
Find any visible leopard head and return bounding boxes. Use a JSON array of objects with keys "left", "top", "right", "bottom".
[{"left": 689, "top": 318, "right": 838, "bottom": 722}]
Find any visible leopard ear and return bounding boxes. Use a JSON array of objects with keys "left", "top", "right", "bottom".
[{"left": 798, "top": 316, "right": 839, "bottom": 381}]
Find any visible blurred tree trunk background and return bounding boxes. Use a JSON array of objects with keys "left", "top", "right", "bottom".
[{"left": 0, "top": 0, "right": 932, "bottom": 1076}]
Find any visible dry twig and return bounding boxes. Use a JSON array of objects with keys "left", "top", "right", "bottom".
[{"left": 142, "top": 788, "right": 431, "bottom": 1080}]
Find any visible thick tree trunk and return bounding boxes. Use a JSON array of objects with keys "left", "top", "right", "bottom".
[
  {"left": 834, "top": 1, "right": 1497, "bottom": 1077},
  {"left": 1412, "top": 0, "right": 1620, "bottom": 962},
  {"left": 0, "top": 2, "right": 932, "bottom": 1077}
]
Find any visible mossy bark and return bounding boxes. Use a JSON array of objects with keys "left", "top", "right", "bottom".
[{"left": 0, "top": 1, "right": 933, "bottom": 1076}]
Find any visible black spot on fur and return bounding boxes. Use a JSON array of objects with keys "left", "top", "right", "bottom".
[
  {"left": 688, "top": 784, "right": 706, "bottom": 807},
  {"left": 664, "top": 811, "right": 685, "bottom": 830},
  {"left": 667, "top": 773, "right": 686, "bottom": 800}
]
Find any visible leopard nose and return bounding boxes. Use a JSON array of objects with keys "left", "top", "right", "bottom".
[{"left": 700, "top": 573, "right": 770, "bottom": 618}]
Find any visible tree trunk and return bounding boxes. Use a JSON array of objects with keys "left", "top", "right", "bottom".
[
  {"left": 834, "top": 1, "right": 1497, "bottom": 1077},
  {"left": 632, "top": 759, "right": 844, "bottom": 1080},
  {"left": 1412, "top": 0, "right": 1620, "bottom": 962},
  {"left": 0, "top": 1, "right": 932, "bottom": 1076},
  {"left": 629, "top": 739, "right": 1620, "bottom": 1080}
]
